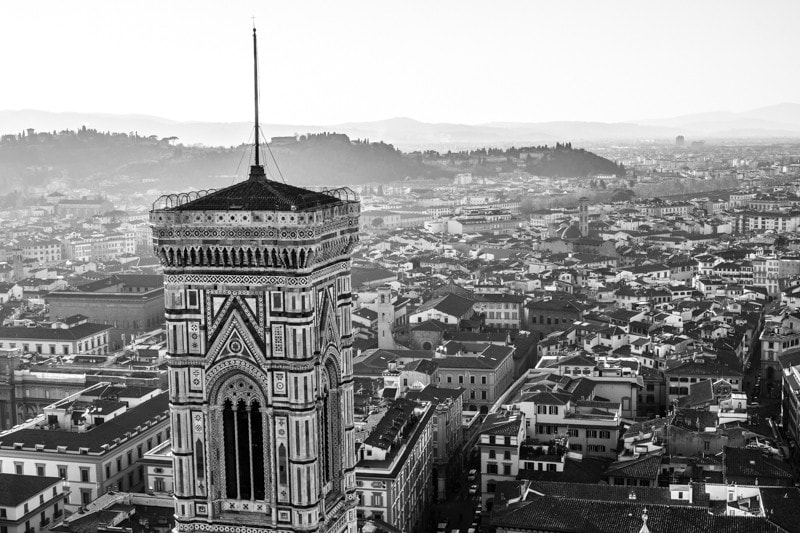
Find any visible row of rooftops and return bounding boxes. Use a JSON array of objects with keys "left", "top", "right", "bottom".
[{"left": 0, "top": 383, "right": 167, "bottom": 454}]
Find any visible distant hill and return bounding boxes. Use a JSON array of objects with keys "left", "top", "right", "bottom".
[
  {"left": 0, "top": 129, "right": 624, "bottom": 193},
  {"left": 523, "top": 143, "right": 625, "bottom": 178},
  {"left": 3, "top": 104, "right": 799, "bottom": 152},
  {"left": 0, "top": 128, "right": 443, "bottom": 191}
]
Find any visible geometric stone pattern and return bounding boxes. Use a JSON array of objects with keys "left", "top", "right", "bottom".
[{"left": 151, "top": 184, "right": 359, "bottom": 533}]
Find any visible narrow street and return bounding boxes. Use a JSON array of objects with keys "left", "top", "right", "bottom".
[{"left": 432, "top": 455, "right": 482, "bottom": 533}]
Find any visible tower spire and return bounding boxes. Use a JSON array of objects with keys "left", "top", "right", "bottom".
[{"left": 250, "top": 25, "right": 265, "bottom": 180}]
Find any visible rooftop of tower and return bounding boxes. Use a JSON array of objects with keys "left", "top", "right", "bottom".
[
  {"left": 151, "top": 168, "right": 358, "bottom": 214},
  {"left": 167, "top": 166, "right": 355, "bottom": 212}
]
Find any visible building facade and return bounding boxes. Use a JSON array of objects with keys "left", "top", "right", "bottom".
[
  {"left": 0, "top": 474, "right": 67, "bottom": 533},
  {"left": 354, "top": 399, "right": 434, "bottom": 531},
  {"left": 47, "top": 278, "right": 164, "bottom": 349},
  {"left": 0, "top": 384, "right": 169, "bottom": 510},
  {"left": 150, "top": 163, "right": 361, "bottom": 533}
]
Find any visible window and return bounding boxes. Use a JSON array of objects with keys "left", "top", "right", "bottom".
[
  {"left": 567, "top": 428, "right": 579, "bottom": 437},
  {"left": 446, "top": 375, "right": 452, "bottom": 384},
  {"left": 458, "top": 376, "right": 464, "bottom": 384},
  {"left": 36, "top": 464, "right": 45, "bottom": 476},
  {"left": 14, "top": 463, "right": 22, "bottom": 475},
  {"left": 481, "top": 376, "right": 487, "bottom": 385},
  {"left": 127, "top": 450, "right": 133, "bottom": 466},
  {"left": 503, "top": 451, "right": 511, "bottom": 461},
  {"left": 80, "top": 468, "right": 90, "bottom": 482},
  {"left": 116, "top": 458, "right": 122, "bottom": 472},
  {"left": 548, "top": 406, "right": 558, "bottom": 415},
  {"left": 487, "top": 463, "right": 498, "bottom": 474},
  {"left": 704, "top": 440, "right": 710, "bottom": 451},
  {"left": 58, "top": 465, "right": 67, "bottom": 479},
  {"left": 481, "top": 391, "right": 487, "bottom": 400},
  {"left": 599, "top": 430, "right": 611, "bottom": 439},
  {"left": 470, "top": 376, "right": 475, "bottom": 384},
  {"left": 586, "top": 430, "right": 598, "bottom": 439},
  {"left": 371, "top": 493, "right": 383, "bottom": 507},
  {"left": 489, "top": 450, "right": 496, "bottom": 459},
  {"left": 537, "top": 405, "right": 547, "bottom": 414},
  {"left": 503, "top": 464, "right": 512, "bottom": 475},
  {"left": 105, "top": 464, "right": 111, "bottom": 478},
  {"left": 81, "top": 490, "right": 91, "bottom": 505}
]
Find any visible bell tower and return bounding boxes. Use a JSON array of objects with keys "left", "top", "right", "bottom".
[{"left": 150, "top": 28, "right": 360, "bottom": 533}]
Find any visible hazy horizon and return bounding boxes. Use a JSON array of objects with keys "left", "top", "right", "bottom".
[
  {"left": 3, "top": 0, "right": 799, "bottom": 126},
  {"left": 4, "top": 103, "right": 800, "bottom": 127}
]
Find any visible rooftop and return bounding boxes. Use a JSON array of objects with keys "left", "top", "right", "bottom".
[
  {"left": 163, "top": 174, "right": 352, "bottom": 213},
  {"left": 0, "top": 392, "right": 168, "bottom": 454},
  {"left": 0, "top": 473, "right": 62, "bottom": 506}
]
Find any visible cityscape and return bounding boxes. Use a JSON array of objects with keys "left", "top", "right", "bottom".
[{"left": 3, "top": 2, "right": 800, "bottom": 533}]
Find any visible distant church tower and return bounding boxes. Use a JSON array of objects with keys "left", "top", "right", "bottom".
[
  {"left": 376, "top": 285, "right": 398, "bottom": 350},
  {"left": 578, "top": 197, "right": 589, "bottom": 237},
  {"left": 150, "top": 28, "right": 360, "bottom": 533}
]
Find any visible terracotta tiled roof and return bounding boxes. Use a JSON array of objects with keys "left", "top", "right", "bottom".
[{"left": 604, "top": 454, "right": 662, "bottom": 480}]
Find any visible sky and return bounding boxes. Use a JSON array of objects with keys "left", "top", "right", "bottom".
[{"left": 2, "top": 0, "right": 799, "bottom": 125}]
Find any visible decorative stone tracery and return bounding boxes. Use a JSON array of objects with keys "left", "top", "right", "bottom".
[{"left": 152, "top": 176, "right": 359, "bottom": 533}]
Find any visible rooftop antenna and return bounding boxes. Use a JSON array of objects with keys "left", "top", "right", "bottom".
[{"left": 250, "top": 22, "right": 265, "bottom": 180}]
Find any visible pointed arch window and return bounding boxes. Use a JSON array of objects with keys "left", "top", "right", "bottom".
[{"left": 220, "top": 385, "right": 266, "bottom": 501}]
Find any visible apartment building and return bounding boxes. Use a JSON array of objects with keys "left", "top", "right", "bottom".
[
  {"left": 0, "top": 318, "right": 111, "bottom": 357},
  {"left": 0, "top": 383, "right": 169, "bottom": 509},
  {"left": 0, "top": 474, "right": 67, "bottom": 533},
  {"left": 355, "top": 399, "right": 434, "bottom": 533},
  {"left": 477, "top": 410, "right": 525, "bottom": 508},
  {"left": 516, "top": 391, "right": 621, "bottom": 458}
]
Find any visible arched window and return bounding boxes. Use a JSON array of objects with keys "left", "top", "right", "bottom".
[
  {"left": 219, "top": 379, "right": 266, "bottom": 501},
  {"left": 320, "top": 358, "right": 344, "bottom": 505}
]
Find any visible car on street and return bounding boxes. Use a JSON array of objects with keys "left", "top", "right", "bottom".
[
  {"left": 467, "top": 469, "right": 477, "bottom": 482},
  {"left": 469, "top": 484, "right": 478, "bottom": 496}
]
